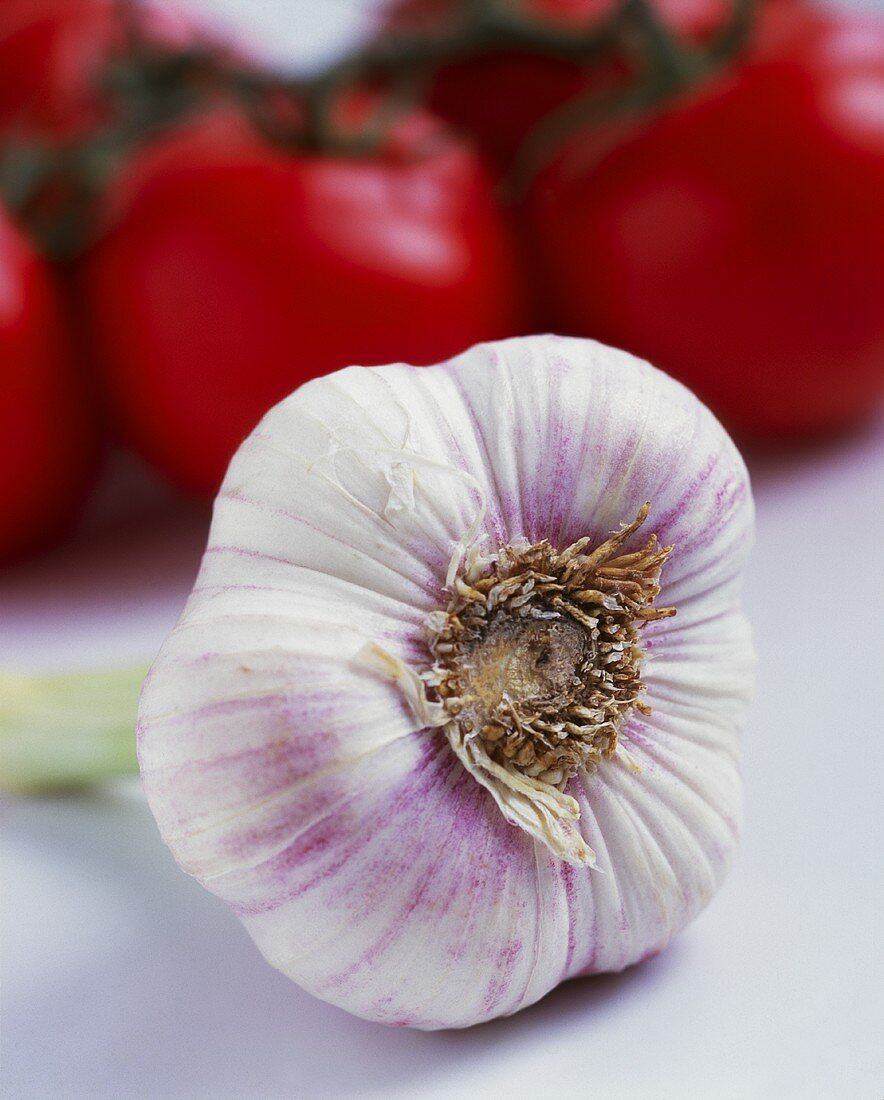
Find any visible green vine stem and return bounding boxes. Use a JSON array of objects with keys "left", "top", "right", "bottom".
[
  {"left": 0, "top": 0, "right": 756, "bottom": 257},
  {"left": 504, "top": 0, "right": 757, "bottom": 194},
  {"left": 0, "top": 664, "right": 147, "bottom": 792}
]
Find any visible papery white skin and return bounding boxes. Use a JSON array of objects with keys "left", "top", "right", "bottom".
[{"left": 138, "top": 335, "right": 754, "bottom": 1030}]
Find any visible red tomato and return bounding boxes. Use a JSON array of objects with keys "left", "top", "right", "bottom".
[
  {"left": 76, "top": 109, "right": 527, "bottom": 495},
  {"left": 529, "top": 4, "right": 884, "bottom": 437},
  {"left": 0, "top": 206, "right": 98, "bottom": 565},
  {"left": 384, "top": 0, "right": 735, "bottom": 169},
  {"left": 0, "top": 0, "right": 117, "bottom": 137},
  {"left": 0, "top": 0, "right": 221, "bottom": 139}
]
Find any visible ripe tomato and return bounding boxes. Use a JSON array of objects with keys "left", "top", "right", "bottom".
[
  {"left": 383, "top": 0, "right": 735, "bottom": 169},
  {"left": 529, "top": 4, "right": 884, "bottom": 437},
  {"left": 0, "top": 0, "right": 117, "bottom": 138},
  {"left": 0, "top": 0, "right": 220, "bottom": 139},
  {"left": 76, "top": 109, "right": 527, "bottom": 495},
  {"left": 0, "top": 206, "right": 98, "bottom": 565}
]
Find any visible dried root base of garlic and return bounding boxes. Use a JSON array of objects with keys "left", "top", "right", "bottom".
[
  {"left": 429, "top": 501, "right": 674, "bottom": 779},
  {"left": 368, "top": 503, "right": 677, "bottom": 864}
]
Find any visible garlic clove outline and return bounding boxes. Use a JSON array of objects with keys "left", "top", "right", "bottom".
[{"left": 138, "top": 334, "right": 754, "bottom": 1029}]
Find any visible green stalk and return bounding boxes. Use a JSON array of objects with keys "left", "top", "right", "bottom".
[{"left": 0, "top": 665, "right": 149, "bottom": 793}]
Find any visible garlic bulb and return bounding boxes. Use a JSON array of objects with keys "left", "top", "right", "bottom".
[{"left": 138, "top": 334, "right": 754, "bottom": 1030}]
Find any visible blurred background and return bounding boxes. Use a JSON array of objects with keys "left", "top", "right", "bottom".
[{"left": 1, "top": 1, "right": 882, "bottom": 1097}]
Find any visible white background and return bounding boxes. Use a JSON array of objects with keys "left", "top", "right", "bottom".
[{"left": 3, "top": 1, "right": 884, "bottom": 1098}]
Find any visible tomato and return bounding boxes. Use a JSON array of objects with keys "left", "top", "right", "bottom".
[
  {"left": 0, "top": 206, "right": 98, "bottom": 565},
  {"left": 529, "top": 4, "right": 884, "bottom": 437},
  {"left": 75, "top": 109, "right": 527, "bottom": 495},
  {"left": 0, "top": 0, "right": 117, "bottom": 138},
  {"left": 0, "top": 0, "right": 220, "bottom": 139},
  {"left": 383, "top": 0, "right": 736, "bottom": 169}
]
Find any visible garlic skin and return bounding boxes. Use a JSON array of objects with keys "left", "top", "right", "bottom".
[{"left": 138, "top": 335, "right": 754, "bottom": 1030}]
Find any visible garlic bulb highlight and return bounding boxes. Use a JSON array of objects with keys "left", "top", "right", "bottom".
[{"left": 138, "top": 334, "right": 754, "bottom": 1030}]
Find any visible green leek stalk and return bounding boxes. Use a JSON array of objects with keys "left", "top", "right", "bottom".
[{"left": 0, "top": 665, "right": 148, "bottom": 792}]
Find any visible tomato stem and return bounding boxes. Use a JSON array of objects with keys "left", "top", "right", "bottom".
[
  {"left": 0, "top": 0, "right": 756, "bottom": 257},
  {"left": 503, "top": 0, "right": 757, "bottom": 193}
]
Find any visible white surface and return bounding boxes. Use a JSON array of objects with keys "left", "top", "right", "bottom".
[
  {"left": 3, "top": 418, "right": 883, "bottom": 1100},
  {"left": 175, "top": 0, "right": 385, "bottom": 73},
  {"left": 3, "top": 0, "right": 884, "bottom": 1096}
]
